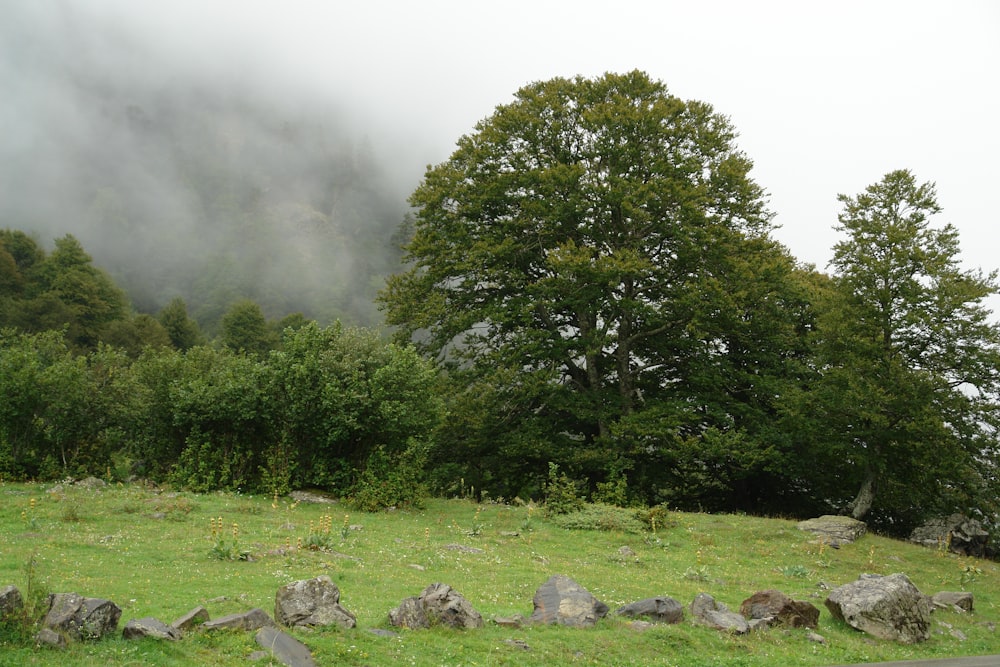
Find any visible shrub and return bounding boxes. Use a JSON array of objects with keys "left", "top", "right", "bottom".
[
  {"left": 543, "top": 462, "right": 584, "bottom": 516},
  {"left": 548, "top": 503, "right": 648, "bottom": 534}
]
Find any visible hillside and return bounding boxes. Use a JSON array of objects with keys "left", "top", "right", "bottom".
[{"left": 1, "top": 482, "right": 997, "bottom": 666}]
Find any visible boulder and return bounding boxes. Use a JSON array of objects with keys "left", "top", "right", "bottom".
[
  {"left": 41, "top": 593, "right": 121, "bottom": 641},
  {"left": 0, "top": 585, "right": 23, "bottom": 620},
  {"left": 389, "top": 596, "right": 429, "bottom": 629},
  {"left": 909, "top": 514, "right": 990, "bottom": 558},
  {"left": 275, "top": 576, "right": 356, "bottom": 629},
  {"left": 825, "top": 573, "right": 931, "bottom": 644},
  {"left": 690, "top": 593, "right": 749, "bottom": 634},
  {"left": 797, "top": 515, "right": 867, "bottom": 547},
  {"left": 256, "top": 626, "right": 317, "bottom": 667},
  {"left": 739, "top": 590, "right": 820, "bottom": 629},
  {"left": 529, "top": 575, "right": 609, "bottom": 628},
  {"left": 202, "top": 608, "right": 276, "bottom": 631},
  {"left": 389, "top": 583, "right": 483, "bottom": 630},
  {"left": 931, "top": 591, "right": 974, "bottom": 613},
  {"left": 123, "top": 616, "right": 182, "bottom": 640},
  {"left": 35, "top": 627, "right": 68, "bottom": 649},
  {"left": 171, "top": 605, "right": 209, "bottom": 630},
  {"left": 616, "top": 596, "right": 684, "bottom": 624}
]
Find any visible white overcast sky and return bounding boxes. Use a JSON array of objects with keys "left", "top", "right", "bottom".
[{"left": 17, "top": 1, "right": 1000, "bottom": 278}]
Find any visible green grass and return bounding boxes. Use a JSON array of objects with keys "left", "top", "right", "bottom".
[{"left": 1, "top": 481, "right": 998, "bottom": 666}]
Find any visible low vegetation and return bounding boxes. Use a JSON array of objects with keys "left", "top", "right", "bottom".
[{"left": 1, "top": 481, "right": 998, "bottom": 666}]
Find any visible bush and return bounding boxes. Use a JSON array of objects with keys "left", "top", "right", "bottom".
[
  {"left": 548, "top": 503, "right": 648, "bottom": 534},
  {"left": 346, "top": 441, "right": 428, "bottom": 512},
  {"left": 543, "top": 462, "right": 584, "bottom": 516}
]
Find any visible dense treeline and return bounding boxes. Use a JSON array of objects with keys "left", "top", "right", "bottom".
[
  {"left": 2, "top": 71, "right": 999, "bottom": 537},
  {"left": 0, "top": 321, "right": 440, "bottom": 509}
]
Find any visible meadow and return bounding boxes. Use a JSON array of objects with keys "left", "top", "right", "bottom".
[{"left": 1, "top": 480, "right": 998, "bottom": 666}]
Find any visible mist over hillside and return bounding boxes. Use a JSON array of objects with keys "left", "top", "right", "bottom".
[{"left": 1, "top": 4, "right": 417, "bottom": 330}]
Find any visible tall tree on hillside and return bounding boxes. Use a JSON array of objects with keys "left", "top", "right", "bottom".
[
  {"left": 379, "top": 71, "right": 813, "bottom": 504},
  {"left": 158, "top": 297, "right": 204, "bottom": 350},
  {"left": 804, "top": 170, "right": 1000, "bottom": 526},
  {"left": 221, "top": 299, "right": 276, "bottom": 355}
]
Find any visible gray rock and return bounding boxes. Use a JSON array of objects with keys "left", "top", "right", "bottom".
[
  {"left": 389, "top": 583, "right": 483, "bottom": 630},
  {"left": 256, "top": 626, "right": 317, "bottom": 667},
  {"left": 368, "top": 628, "right": 401, "bottom": 638},
  {"left": 529, "top": 575, "right": 609, "bottom": 627},
  {"left": 75, "top": 477, "right": 106, "bottom": 489},
  {"left": 389, "top": 596, "right": 428, "bottom": 629},
  {"left": 932, "top": 591, "right": 974, "bottom": 613},
  {"left": 0, "top": 585, "right": 23, "bottom": 620},
  {"left": 739, "top": 590, "right": 820, "bottom": 629},
  {"left": 909, "top": 514, "right": 990, "bottom": 558},
  {"left": 442, "top": 544, "right": 485, "bottom": 554},
  {"left": 616, "top": 596, "right": 684, "bottom": 624},
  {"left": 690, "top": 593, "right": 749, "bottom": 634},
  {"left": 202, "top": 608, "right": 276, "bottom": 631},
  {"left": 171, "top": 605, "right": 209, "bottom": 630},
  {"left": 123, "top": 616, "right": 181, "bottom": 641},
  {"left": 288, "top": 490, "right": 336, "bottom": 504},
  {"left": 41, "top": 593, "right": 122, "bottom": 641},
  {"left": 275, "top": 576, "right": 356, "bottom": 629},
  {"left": 493, "top": 614, "right": 526, "bottom": 628},
  {"left": 35, "top": 627, "right": 68, "bottom": 649},
  {"left": 825, "top": 573, "right": 931, "bottom": 644},
  {"left": 797, "top": 515, "right": 867, "bottom": 547},
  {"left": 806, "top": 630, "right": 827, "bottom": 644}
]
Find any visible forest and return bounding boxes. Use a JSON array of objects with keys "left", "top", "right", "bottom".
[{"left": 2, "top": 71, "right": 999, "bottom": 537}]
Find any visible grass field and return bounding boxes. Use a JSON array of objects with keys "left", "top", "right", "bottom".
[{"left": 1, "top": 480, "right": 998, "bottom": 666}]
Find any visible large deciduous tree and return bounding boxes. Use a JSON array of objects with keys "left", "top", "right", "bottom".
[
  {"left": 380, "top": 71, "right": 812, "bottom": 504},
  {"left": 803, "top": 169, "right": 1000, "bottom": 528}
]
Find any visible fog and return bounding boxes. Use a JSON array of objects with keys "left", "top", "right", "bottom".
[
  {"left": 3, "top": 2, "right": 998, "bottom": 327},
  {"left": 1, "top": 2, "right": 435, "bottom": 328}
]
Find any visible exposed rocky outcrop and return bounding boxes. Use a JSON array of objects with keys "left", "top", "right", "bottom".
[
  {"left": 825, "top": 573, "right": 931, "bottom": 644},
  {"left": 0, "top": 585, "right": 23, "bottom": 620},
  {"left": 909, "top": 514, "right": 990, "bottom": 558},
  {"left": 739, "top": 590, "right": 819, "bottom": 629},
  {"left": 275, "top": 576, "right": 356, "bottom": 629},
  {"left": 202, "top": 608, "right": 276, "bottom": 632},
  {"left": 40, "top": 592, "right": 121, "bottom": 641},
  {"left": 171, "top": 605, "right": 209, "bottom": 630},
  {"left": 529, "top": 575, "right": 608, "bottom": 628},
  {"left": 389, "top": 583, "right": 483, "bottom": 630},
  {"left": 690, "top": 592, "right": 749, "bottom": 634},
  {"left": 931, "top": 591, "right": 974, "bottom": 613},
  {"left": 616, "top": 596, "right": 684, "bottom": 624},
  {"left": 123, "top": 616, "right": 182, "bottom": 640},
  {"left": 256, "top": 626, "right": 317, "bottom": 667},
  {"left": 797, "top": 515, "right": 867, "bottom": 547}
]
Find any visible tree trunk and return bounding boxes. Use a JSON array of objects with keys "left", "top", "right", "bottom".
[{"left": 849, "top": 469, "right": 877, "bottom": 520}]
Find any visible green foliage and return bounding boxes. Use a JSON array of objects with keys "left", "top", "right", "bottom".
[
  {"left": 346, "top": 442, "right": 429, "bottom": 512},
  {"left": 0, "top": 551, "right": 49, "bottom": 644},
  {"left": 269, "top": 322, "right": 443, "bottom": 493},
  {"left": 548, "top": 503, "right": 648, "bottom": 534},
  {"left": 792, "top": 170, "right": 1000, "bottom": 531},
  {"left": 220, "top": 298, "right": 277, "bottom": 355},
  {"left": 157, "top": 297, "right": 204, "bottom": 350},
  {"left": 543, "top": 463, "right": 584, "bottom": 516},
  {"left": 0, "top": 231, "right": 129, "bottom": 352},
  {"left": 379, "top": 71, "right": 813, "bottom": 509}
]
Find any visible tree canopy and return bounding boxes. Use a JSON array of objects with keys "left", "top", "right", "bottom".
[
  {"left": 792, "top": 170, "right": 1000, "bottom": 529},
  {"left": 380, "top": 71, "right": 814, "bottom": 506}
]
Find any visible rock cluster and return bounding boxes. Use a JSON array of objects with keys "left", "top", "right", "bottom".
[{"left": 0, "top": 547, "right": 982, "bottom": 662}]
